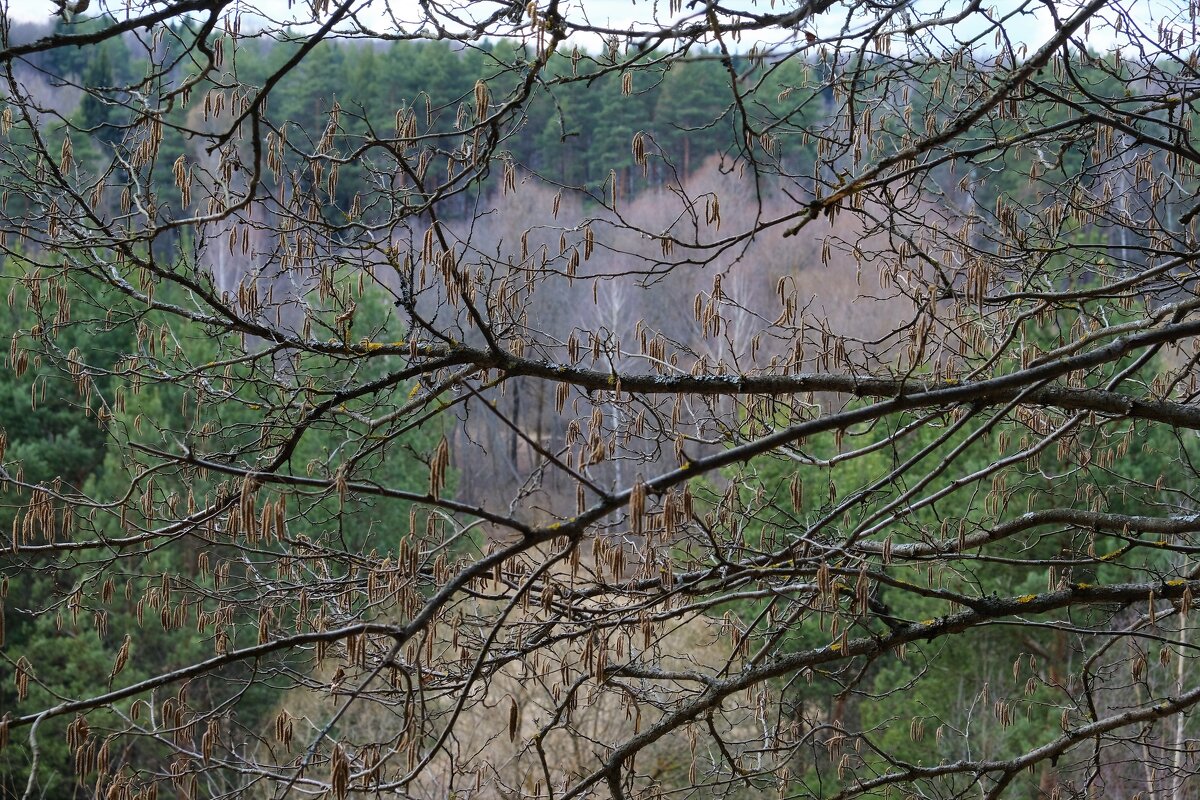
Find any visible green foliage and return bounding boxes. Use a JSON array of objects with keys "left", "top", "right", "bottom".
[
  {"left": 0, "top": 256, "right": 446, "bottom": 795},
  {"left": 703, "top": 298, "right": 1198, "bottom": 791}
]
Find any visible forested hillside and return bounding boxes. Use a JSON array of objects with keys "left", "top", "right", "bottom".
[{"left": 3, "top": 3, "right": 1200, "bottom": 800}]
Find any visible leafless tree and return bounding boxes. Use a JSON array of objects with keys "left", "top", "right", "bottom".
[{"left": 4, "top": 1, "right": 1200, "bottom": 799}]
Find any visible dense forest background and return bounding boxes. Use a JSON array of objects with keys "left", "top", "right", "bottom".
[{"left": 1, "top": 9, "right": 1193, "bottom": 800}]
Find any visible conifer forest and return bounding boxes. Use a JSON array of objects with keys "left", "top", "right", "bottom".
[{"left": 5, "top": 1, "right": 1200, "bottom": 798}]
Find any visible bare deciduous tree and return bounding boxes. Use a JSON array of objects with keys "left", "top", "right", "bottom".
[{"left": 4, "top": 1, "right": 1200, "bottom": 799}]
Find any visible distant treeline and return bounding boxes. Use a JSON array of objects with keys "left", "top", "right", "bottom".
[
  {"left": 18, "top": 15, "right": 1158, "bottom": 241},
  {"left": 15, "top": 15, "right": 835, "bottom": 214}
]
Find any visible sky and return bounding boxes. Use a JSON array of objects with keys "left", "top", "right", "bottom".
[
  {"left": 7, "top": 0, "right": 649, "bottom": 29},
  {"left": 0, "top": 0, "right": 1157, "bottom": 55},
  {"left": 2, "top": 0, "right": 733, "bottom": 53}
]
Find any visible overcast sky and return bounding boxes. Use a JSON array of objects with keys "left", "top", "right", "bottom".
[
  {"left": 0, "top": 0, "right": 1145, "bottom": 54},
  {"left": 7, "top": 0, "right": 665, "bottom": 30}
]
